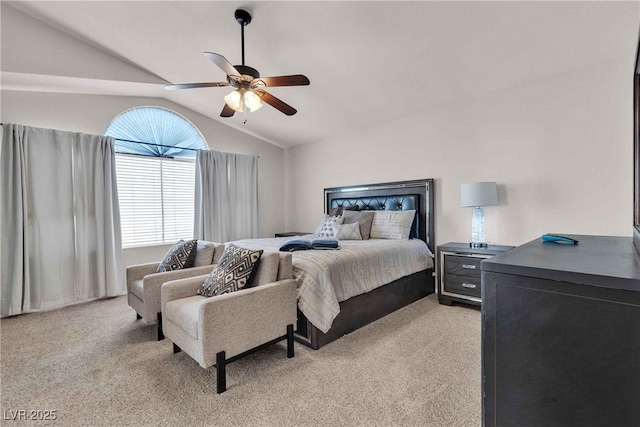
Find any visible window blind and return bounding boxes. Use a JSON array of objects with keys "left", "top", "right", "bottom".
[{"left": 115, "top": 154, "right": 195, "bottom": 247}]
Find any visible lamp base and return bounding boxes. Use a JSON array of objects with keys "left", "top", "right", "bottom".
[{"left": 470, "top": 207, "right": 487, "bottom": 249}]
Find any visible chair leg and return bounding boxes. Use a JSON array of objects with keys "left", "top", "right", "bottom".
[
  {"left": 173, "top": 343, "right": 181, "bottom": 354},
  {"left": 156, "top": 312, "right": 164, "bottom": 341},
  {"left": 287, "top": 324, "right": 295, "bottom": 358},
  {"left": 136, "top": 313, "right": 142, "bottom": 320},
  {"left": 216, "top": 351, "right": 227, "bottom": 394}
]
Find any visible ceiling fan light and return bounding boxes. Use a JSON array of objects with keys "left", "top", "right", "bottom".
[
  {"left": 224, "top": 90, "right": 243, "bottom": 112},
  {"left": 244, "top": 90, "right": 263, "bottom": 112}
]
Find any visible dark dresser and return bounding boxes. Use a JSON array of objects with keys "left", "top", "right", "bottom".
[{"left": 481, "top": 235, "right": 640, "bottom": 426}]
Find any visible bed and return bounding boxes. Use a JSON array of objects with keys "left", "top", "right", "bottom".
[{"left": 235, "top": 179, "right": 436, "bottom": 349}]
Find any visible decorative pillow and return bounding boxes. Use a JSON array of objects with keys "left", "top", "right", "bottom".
[
  {"left": 329, "top": 204, "right": 360, "bottom": 216},
  {"left": 342, "top": 210, "right": 375, "bottom": 240},
  {"left": 156, "top": 239, "right": 197, "bottom": 272},
  {"left": 193, "top": 240, "right": 216, "bottom": 267},
  {"left": 409, "top": 211, "right": 419, "bottom": 239},
  {"left": 369, "top": 210, "right": 416, "bottom": 240},
  {"left": 333, "top": 222, "right": 362, "bottom": 240},
  {"left": 197, "top": 244, "right": 263, "bottom": 297},
  {"left": 313, "top": 214, "right": 344, "bottom": 237}
]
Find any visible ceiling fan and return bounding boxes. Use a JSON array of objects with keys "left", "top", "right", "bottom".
[{"left": 165, "top": 9, "right": 310, "bottom": 118}]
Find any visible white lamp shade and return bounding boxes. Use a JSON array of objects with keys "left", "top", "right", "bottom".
[
  {"left": 460, "top": 182, "right": 498, "bottom": 207},
  {"left": 243, "top": 90, "right": 263, "bottom": 112},
  {"left": 224, "top": 90, "right": 243, "bottom": 112}
]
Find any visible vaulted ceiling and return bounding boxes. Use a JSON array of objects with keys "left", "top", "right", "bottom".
[{"left": 2, "top": 1, "right": 638, "bottom": 148}]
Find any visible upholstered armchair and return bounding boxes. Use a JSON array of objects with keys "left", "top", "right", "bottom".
[
  {"left": 126, "top": 240, "right": 225, "bottom": 340},
  {"left": 161, "top": 251, "right": 297, "bottom": 393}
]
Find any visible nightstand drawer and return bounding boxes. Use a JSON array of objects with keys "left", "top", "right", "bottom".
[
  {"left": 444, "top": 255, "right": 482, "bottom": 277},
  {"left": 437, "top": 242, "right": 515, "bottom": 307},
  {"left": 444, "top": 274, "right": 481, "bottom": 298}
]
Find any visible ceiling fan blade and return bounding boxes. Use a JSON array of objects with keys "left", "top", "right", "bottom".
[
  {"left": 259, "top": 91, "right": 297, "bottom": 116},
  {"left": 204, "top": 52, "right": 241, "bottom": 77},
  {"left": 220, "top": 103, "right": 235, "bottom": 117},
  {"left": 165, "top": 82, "right": 229, "bottom": 90},
  {"left": 261, "top": 75, "right": 310, "bottom": 87}
]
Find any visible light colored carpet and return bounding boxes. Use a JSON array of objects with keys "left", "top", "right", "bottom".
[{"left": 0, "top": 294, "right": 481, "bottom": 426}]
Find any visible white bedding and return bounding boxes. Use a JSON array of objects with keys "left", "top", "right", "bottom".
[{"left": 231, "top": 236, "right": 434, "bottom": 333}]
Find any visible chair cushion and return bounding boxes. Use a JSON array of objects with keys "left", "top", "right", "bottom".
[
  {"left": 130, "top": 279, "right": 144, "bottom": 301},
  {"left": 165, "top": 295, "right": 205, "bottom": 339},
  {"left": 156, "top": 239, "right": 197, "bottom": 272},
  {"left": 194, "top": 240, "right": 216, "bottom": 267},
  {"left": 250, "top": 251, "right": 280, "bottom": 286},
  {"left": 197, "top": 244, "right": 263, "bottom": 297}
]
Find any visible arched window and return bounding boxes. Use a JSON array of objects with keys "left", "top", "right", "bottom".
[{"left": 106, "top": 107, "right": 207, "bottom": 247}]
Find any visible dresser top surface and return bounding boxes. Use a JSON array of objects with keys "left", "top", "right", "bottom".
[
  {"left": 438, "top": 242, "right": 514, "bottom": 256},
  {"left": 482, "top": 235, "right": 640, "bottom": 292}
]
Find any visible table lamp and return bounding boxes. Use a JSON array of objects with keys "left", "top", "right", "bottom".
[{"left": 460, "top": 182, "right": 498, "bottom": 248}]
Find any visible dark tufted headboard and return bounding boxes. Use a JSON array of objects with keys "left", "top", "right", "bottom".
[
  {"left": 324, "top": 179, "right": 435, "bottom": 253},
  {"left": 330, "top": 194, "right": 420, "bottom": 212}
]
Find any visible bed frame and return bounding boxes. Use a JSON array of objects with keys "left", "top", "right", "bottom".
[{"left": 294, "top": 179, "right": 436, "bottom": 350}]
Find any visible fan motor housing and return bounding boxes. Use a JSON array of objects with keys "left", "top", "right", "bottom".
[{"left": 230, "top": 65, "right": 260, "bottom": 81}]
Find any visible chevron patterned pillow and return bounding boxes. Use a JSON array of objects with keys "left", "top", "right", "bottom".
[
  {"left": 156, "top": 239, "right": 197, "bottom": 273},
  {"left": 198, "top": 244, "right": 263, "bottom": 297}
]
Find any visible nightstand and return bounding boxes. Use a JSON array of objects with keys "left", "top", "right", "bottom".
[
  {"left": 437, "top": 242, "right": 514, "bottom": 307},
  {"left": 274, "top": 232, "right": 312, "bottom": 238}
]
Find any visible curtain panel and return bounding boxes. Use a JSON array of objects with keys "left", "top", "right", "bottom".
[
  {"left": 194, "top": 150, "right": 258, "bottom": 242},
  {"left": 0, "top": 124, "right": 123, "bottom": 317}
]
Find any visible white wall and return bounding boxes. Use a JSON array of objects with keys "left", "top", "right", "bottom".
[
  {"left": 284, "top": 57, "right": 632, "bottom": 247},
  {"left": 1, "top": 4, "right": 164, "bottom": 83},
  {"left": 1, "top": 90, "right": 286, "bottom": 268}
]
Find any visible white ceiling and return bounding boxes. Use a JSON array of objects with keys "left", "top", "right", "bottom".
[{"left": 3, "top": 1, "right": 638, "bottom": 148}]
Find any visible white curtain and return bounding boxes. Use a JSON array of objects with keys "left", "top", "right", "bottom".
[
  {"left": 0, "top": 124, "right": 123, "bottom": 317},
  {"left": 194, "top": 150, "right": 258, "bottom": 242}
]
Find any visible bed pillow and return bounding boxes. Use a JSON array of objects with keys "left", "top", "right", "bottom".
[
  {"left": 197, "top": 244, "right": 263, "bottom": 297},
  {"left": 156, "top": 239, "right": 197, "bottom": 272},
  {"left": 333, "top": 222, "right": 363, "bottom": 240},
  {"left": 409, "top": 211, "right": 419, "bottom": 239},
  {"left": 369, "top": 210, "right": 416, "bottom": 240},
  {"left": 329, "top": 204, "right": 359, "bottom": 216},
  {"left": 314, "top": 214, "right": 344, "bottom": 237},
  {"left": 342, "top": 210, "right": 375, "bottom": 240}
]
